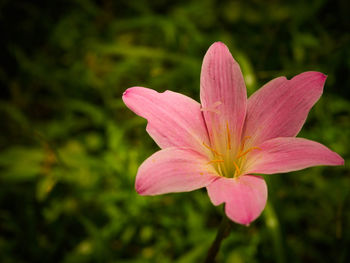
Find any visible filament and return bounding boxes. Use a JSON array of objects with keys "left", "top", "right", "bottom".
[
  {"left": 233, "top": 161, "right": 240, "bottom": 176},
  {"left": 202, "top": 141, "right": 223, "bottom": 156},
  {"left": 200, "top": 108, "right": 220, "bottom": 114},
  {"left": 226, "top": 122, "right": 231, "bottom": 150},
  {"left": 237, "top": 147, "right": 261, "bottom": 159},
  {"left": 207, "top": 159, "right": 224, "bottom": 164},
  {"left": 200, "top": 101, "right": 222, "bottom": 114}
]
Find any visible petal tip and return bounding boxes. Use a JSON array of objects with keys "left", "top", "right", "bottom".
[
  {"left": 207, "top": 41, "right": 230, "bottom": 53},
  {"left": 212, "top": 41, "right": 226, "bottom": 47},
  {"left": 122, "top": 87, "right": 139, "bottom": 98},
  {"left": 336, "top": 156, "right": 345, "bottom": 166},
  {"left": 135, "top": 189, "right": 144, "bottom": 195},
  {"left": 225, "top": 207, "right": 255, "bottom": 226},
  {"left": 122, "top": 87, "right": 136, "bottom": 101},
  {"left": 122, "top": 89, "right": 130, "bottom": 99},
  {"left": 135, "top": 185, "right": 146, "bottom": 196},
  {"left": 135, "top": 178, "right": 147, "bottom": 195},
  {"left": 328, "top": 150, "right": 344, "bottom": 166},
  {"left": 304, "top": 71, "right": 327, "bottom": 85},
  {"left": 314, "top": 72, "right": 327, "bottom": 84}
]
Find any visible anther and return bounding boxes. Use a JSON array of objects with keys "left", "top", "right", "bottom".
[{"left": 241, "top": 136, "right": 251, "bottom": 151}]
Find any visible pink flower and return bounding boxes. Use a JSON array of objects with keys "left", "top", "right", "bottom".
[{"left": 122, "top": 42, "right": 344, "bottom": 225}]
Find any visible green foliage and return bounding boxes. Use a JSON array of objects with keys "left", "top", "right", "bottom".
[{"left": 0, "top": 0, "right": 349, "bottom": 262}]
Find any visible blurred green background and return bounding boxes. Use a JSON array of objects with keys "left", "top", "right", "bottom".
[{"left": 0, "top": 0, "right": 349, "bottom": 262}]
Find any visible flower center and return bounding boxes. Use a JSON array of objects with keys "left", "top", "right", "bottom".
[
  {"left": 204, "top": 129, "right": 261, "bottom": 178},
  {"left": 201, "top": 102, "right": 261, "bottom": 177}
]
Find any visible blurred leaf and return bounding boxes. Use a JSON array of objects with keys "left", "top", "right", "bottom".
[{"left": 0, "top": 146, "right": 44, "bottom": 181}]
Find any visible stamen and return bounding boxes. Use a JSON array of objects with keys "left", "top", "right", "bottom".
[
  {"left": 236, "top": 147, "right": 261, "bottom": 159},
  {"left": 202, "top": 142, "right": 223, "bottom": 156},
  {"left": 200, "top": 108, "right": 220, "bottom": 114},
  {"left": 240, "top": 136, "right": 251, "bottom": 151},
  {"left": 200, "top": 101, "right": 222, "bottom": 114},
  {"left": 217, "top": 162, "right": 224, "bottom": 176},
  {"left": 207, "top": 159, "right": 224, "bottom": 164},
  {"left": 211, "top": 101, "right": 222, "bottom": 108},
  {"left": 226, "top": 121, "right": 231, "bottom": 150},
  {"left": 233, "top": 161, "right": 240, "bottom": 175}
]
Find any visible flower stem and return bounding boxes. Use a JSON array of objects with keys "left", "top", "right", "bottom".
[{"left": 204, "top": 216, "right": 232, "bottom": 263}]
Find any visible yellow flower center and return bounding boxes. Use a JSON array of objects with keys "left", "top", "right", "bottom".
[{"left": 203, "top": 126, "right": 261, "bottom": 178}]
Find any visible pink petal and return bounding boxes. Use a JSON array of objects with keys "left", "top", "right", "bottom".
[
  {"left": 244, "top": 72, "right": 326, "bottom": 146},
  {"left": 122, "top": 87, "right": 210, "bottom": 151},
  {"left": 207, "top": 175, "right": 267, "bottom": 225},
  {"left": 245, "top": 137, "right": 344, "bottom": 174},
  {"left": 200, "top": 42, "right": 247, "bottom": 151},
  {"left": 136, "top": 147, "right": 220, "bottom": 195}
]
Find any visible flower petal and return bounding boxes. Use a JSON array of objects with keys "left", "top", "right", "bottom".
[
  {"left": 200, "top": 42, "right": 247, "bottom": 152},
  {"left": 207, "top": 175, "right": 267, "bottom": 225},
  {"left": 244, "top": 72, "right": 326, "bottom": 146},
  {"left": 245, "top": 137, "right": 344, "bottom": 174},
  {"left": 123, "top": 87, "right": 210, "bottom": 151},
  {"left": 136, "top": 147, "right": 219, "bottom": 195}
]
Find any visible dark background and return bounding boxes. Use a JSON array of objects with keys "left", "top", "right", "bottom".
[{"left": 0, "top": 0, "right": 349, "bottom": 262}]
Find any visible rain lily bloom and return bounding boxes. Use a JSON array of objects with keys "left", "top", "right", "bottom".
[{"left": 122, "top": 42, "right": 344, "bottom": 225}]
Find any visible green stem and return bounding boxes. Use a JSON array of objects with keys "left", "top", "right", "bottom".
[
  {"left": 264, "top": 202, "right": 285, "bottom": 263},
  {"left": 204, "top": 216, "right": 232, "bottom": 263}
]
